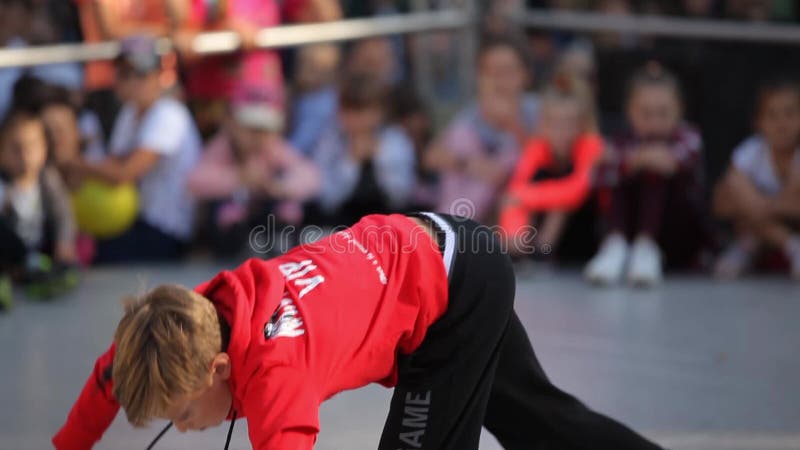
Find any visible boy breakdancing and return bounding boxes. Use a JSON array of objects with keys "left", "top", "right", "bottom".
[{"left": 54, "top": 213, "right": 663, "bottom": 449}]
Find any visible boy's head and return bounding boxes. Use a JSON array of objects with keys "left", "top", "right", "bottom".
[
  {"left": 338, "top": 73, "right": 387, "bottom": 136},
  {"left": 0, "top": 110, "right": 48, "bottom": 181},
  {"left": 113, "top": 285, "right": 232, "bottom": 433},
  {"left": 476, "top": 33, "right": 530, "bottom": 101},
  {"left": 539, "top": 72, "right": 596, "bottom": 157},
  {"left": 114, "top": 35, "right": 164, "bottom": 108},
  {"left": 754, "top": 77, "right": 800, "bottom": 153},
  {"left": 624, "top": 62, "right": 683, "bottom": 140}
]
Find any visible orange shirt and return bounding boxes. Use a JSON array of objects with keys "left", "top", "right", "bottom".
[
  {"left": 507, "top": 133, "right": 604, "bottom": 212},
  {"left": 75, "top": 0, "right": 169, "bottom": 90}
]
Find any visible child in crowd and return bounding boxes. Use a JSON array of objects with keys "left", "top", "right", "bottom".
[
  {"left": 0, "top": 110, "right": 78, "bottom": 310},
  {"left": 169, "top": 0, "right": 285, "bottom": 138},
  {"left": 585, "top": 63, "right": 709, "bottom": 286},
  {"left": 188, "top": 86, "right": 320, "bottom": 258},
  {"left": 54, "top": 212, "right": 663, "bottom": 450},
  {"left": 64, "top": 36, "right": 201, "bottom": 263},
  {"left": 35, "top": 83, "right": 106, "bottom": 190},
  {"left": 310, "top": 73, "right": 416, "bottom": 226},
  {"left": 288, "top": 43, "right": 341, "bottom": 157},
  {"left": 425, "top": 33, "right": 538, "bottom": 223},
  {"left": 713, "top": 78, "right": 800, "bottom": 279},
  {"left": 499, "top": 74, "right": 604, "bottom": 259},
  {"left": 390, "top": 84, "right": 438, "bottom": 211}
]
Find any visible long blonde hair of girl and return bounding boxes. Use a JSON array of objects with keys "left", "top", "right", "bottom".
[{"left": 539, "top": 71, "right": 599, "bottom": 133}]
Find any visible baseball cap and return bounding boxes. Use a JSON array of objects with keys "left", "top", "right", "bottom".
[{"left": 115, "top": 35, "right": 161, "bottom": 75}]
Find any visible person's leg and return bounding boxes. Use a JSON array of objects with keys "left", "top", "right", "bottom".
[
  {"left": 535, "top": 211, "right": 569, "bottom": 255},
  {"left": 378, "top": 214, "right": 515, "bottom": 450},
  {"left": 627, "top": 173, "right": 670, "bottom": 284},
  {"left": 499, "top": 204, "right": 534, "bottom": 257},
  {"left": 484, "top": 313, "right": 663, "bottom": 450},
  {"left": 585, "top": 182, "right": 635, "bottom": 284},
  {"left": 95, "top": 220, "right": 184, "bottom": 263},
  {"left": 0, "top": 216, "right": 27, "bottom": 269}
]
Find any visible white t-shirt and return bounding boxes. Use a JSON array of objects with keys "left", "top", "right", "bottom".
[
  {"left": 732, "top": 135, "right": 800, "bottom": 196},
  {"left": 9, "top": 183, "right": 44, "bottom": 249},
  {"left": 109, "top": 97, "right": 201, "bottom": 240}
]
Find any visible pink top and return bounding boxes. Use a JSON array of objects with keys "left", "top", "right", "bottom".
[{"left": 184, "top": 0, "right": 284, "bottom": 100}]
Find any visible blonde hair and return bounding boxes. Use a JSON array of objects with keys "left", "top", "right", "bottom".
[
  {"left": 540, "top": 71, "right": 598, "bottom": 132},
  {"left": 112, "top": 285, "right": 221, "bottom": 427}
]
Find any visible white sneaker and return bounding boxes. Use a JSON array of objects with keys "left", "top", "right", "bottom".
[
  {"left": 584, "top": 234, "right": 629, "bottom": 285},
  {"left": 627, "top": 236, "right": 663, "bottom": 287}
]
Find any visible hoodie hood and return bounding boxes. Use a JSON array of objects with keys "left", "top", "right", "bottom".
[{"left": 194, "top": 258, "right": 285, "bottom": 415}]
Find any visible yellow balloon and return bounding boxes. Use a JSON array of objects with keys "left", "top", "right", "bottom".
[{"left": 71, "top": 180, "right": 139, "bottom": 239}]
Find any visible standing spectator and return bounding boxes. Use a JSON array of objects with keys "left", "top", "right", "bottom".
[
  {"left": 713, "top": 78, "right": 800, "bottom": 280},
  {"left": 73, "top": 0, "right": 175, "bottom": 136},
  {"left": 169, "top": 0, "right": 286, "bottom": 137},
  {"left": 425, "top": 34, "right": 538, "bottom": 223},
  {"left": 499, "top": 73, "right": 603, "bottom": 259},
  {"left": 0, "top": 1, "right": 83, "bottom": 120},
  {"left": 64, "top": 36, "right": 201, "bottom": 263},
  {"left": 310, "top": 74, "right": 416, "bottom": 226},
  {"left": 0, "top": 110, "right": 79, "bottom": 309},
  {"left": 288, "top": 43, "right": 340, "bottom": 156},
  {"left": 585, "top": 63, "right": 709, "bottom": 286},
  {"left": 188, "top": 84, "right": 320, "bottom": 258}
]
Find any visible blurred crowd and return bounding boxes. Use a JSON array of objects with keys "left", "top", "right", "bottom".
[{"left": 1, "top": 0, "right": 800, "bottom": 309}]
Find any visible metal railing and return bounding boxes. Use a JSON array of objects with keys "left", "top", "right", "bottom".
[
  {"left": 0, "top": 10, "right": 472, "bottom": 68},
  {"left": 1, "top": 8, "right": 799, "bottom": 69},
  {"left": 520, "top": 9, "right": 800, "bottom": 44}
]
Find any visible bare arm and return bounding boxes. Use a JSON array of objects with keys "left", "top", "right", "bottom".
[{"left": 72, "top": 149, "right": 161, "bottom": 185}]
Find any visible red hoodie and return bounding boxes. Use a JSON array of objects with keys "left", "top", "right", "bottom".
[{"left": 53, "top": 214, "right": 448, "bottom": 449}]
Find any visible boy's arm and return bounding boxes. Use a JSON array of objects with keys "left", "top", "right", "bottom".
[
  {"left": 53, "top": 344, "right": 120, "bottom": 450},
  {"left": 243, "top": 365, "right": 319, "bottom": 450}
]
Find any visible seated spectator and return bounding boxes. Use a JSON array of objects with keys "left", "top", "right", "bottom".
[
  {"left": 0, "top": 110, "right": 79, "bottom": 309},
  {"left": 425, "top": 33, "right": 538, "bottom": 223},
  {"left": 390, "top": 84, "right": 437, "bottom": 211},
  {"left": 585, "top": 63, "right": 709, "bottom": 286},
  {"left": 188, "top": 85, "right": 320, "bottom": 258},
  {"left": 64, "top": 36, "right": 201, "bottom": 263},
  {"left": 288, "top": 43, "right": 341, "bottom": 156},
  {"left": 34, "top": 83, "right": 106, "bottom": 190},
  {"left": 713, "top": 78, "right": 800, "bottom": 280},
  {"left": 499, "top": 73, "right": 604, "bottom": 260},
  {"left": 309, "top": 74, "right": 416, "bottom": 226}
]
